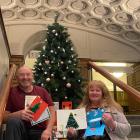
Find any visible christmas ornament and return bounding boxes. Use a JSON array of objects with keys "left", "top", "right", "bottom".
[
  {"left": 46, "top": 78, "right": 50, "bottom": 82},
  {"left": 45, "top": 39, "right": 47, "bottom": 42},
  {"left": 55, "top": 88, "right": 58, "bottom": 92},
  {"left": 50, "top": 50, "right": 54, "bottom": 53},
  {"left": 63, "top": 76, "right": 66, "bottom": 80},
  {"left": 62, "top": 48, "right": 65, "bottom": 52},
  {"left": 43, "top": 46, "right": 46, "bottom": 50},
  {"left": 39, "top": 63, "right": 42, "bottom": 66},
  {"left": 41, "top": 83, "right": 44, "bottom": 86},
  {"left": 44, "top": 72, "right": 47, "bottom": 75},
  {"left": 51, "top": 74, "right": 54, "bottom": 77},
  {"left": 71, "top": 70, "right": 74, "bottom": 73},
  {"left": 78, "top": 79, "right": 81, "bottom": 82},
  {"left": 45, "top": 60, "right": 50, "bottom": 64},
  {"left": 52, "top": 30, "right": 56, "bottom": 33},
  {"left": 68, "top": 60, "right": 72, "bottom": 64},
  {"left": 60, "top": 61, "right": 64, "bottom": 64},
  {"left": 55, "top": 33, "right": 58, "bottom": 36},
  {"left": 58, "top": 46, "right": 60, "bottom": 49},
  {"left": 66, "top": 83, "right": 71, "bottom": 88}
]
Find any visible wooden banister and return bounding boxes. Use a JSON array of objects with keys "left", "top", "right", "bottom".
[
  {"left": 0, "top": 64, "right": 17, "bottom": 127},
  {"left": 89, "top": 61, "right": 140, "bottom": 102}
]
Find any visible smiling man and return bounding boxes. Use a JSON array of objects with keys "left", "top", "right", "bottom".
[{"left": 4, "top": 65, "right": 55, "bottom": 140}]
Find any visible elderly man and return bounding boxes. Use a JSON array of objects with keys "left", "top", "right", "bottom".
[{"left": 4, "top": 65, "right": 55, "bottom": 140}]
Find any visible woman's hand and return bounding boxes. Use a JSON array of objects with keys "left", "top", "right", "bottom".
[
  {"left": 67, "top": 127, "right": 77, "bottom": 139},
  {"left": 102, "top": 113, "right": 116, "bottom": 131}
]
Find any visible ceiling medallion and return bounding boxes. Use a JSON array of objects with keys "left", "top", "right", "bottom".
[
  {"left": 126, "top": 0, "right": 140, "bottom": 11},
  {"left": 14, "top": 6, "right": 22, "bottom": 11},
  {"left": 38, "top": 6, "right": 46, "bottom": 11},
  {"left": 66, "top": 13, "right": 82, "bottom": 23},
  {"left": 133, "top": 8, "right": 140, "bottom": 20},
  {"left": 71, "top": 0, "right": 88, "bottom": 11},
  {"left": 136, "top": 22, "right": 140, "bottom": 30},
  {"left": 99, "top": 0, "right": 120, "bottom": 5},
  {"left": 0, "top": 0, "right": 13, "bottom": 6},
  {"left": 105, "top": 24, "right": 122, "bottom": 34},
  {"left": 2, "top": 10, "right": 14, "bottom": 18},
  {"left": 46, "top": 0, "right": 63, "bottom": 7},
  {"left": 45, "top": 10, "right": 58, "bottom": 18},
  {"left": 21, "top": 0, "right": 38, "bottom": 5},
  {"left": 22, "top": 9, "right": 38, "bottom": 17},
  {"left": 115, "top": 12, "right": 132, "bottom": 23},
  {"left": 122, "top": 25, "right": 133, "bottom": 31},
  {"left": 94, "top": 5, "right": 110, "bottom": 16},
  {"left": 86, "top": 18, "right": 103, "bottom": 27},
  {"left": 124, "top": 31, "right": 140, "bottom": 42}
]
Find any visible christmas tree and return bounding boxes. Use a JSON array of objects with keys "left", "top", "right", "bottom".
[
  {"left": 33, "top": 16, "right": 84, "bottom": 108},
  {"left": 66, "top": 113, "right": 79, "bottom": 129}
]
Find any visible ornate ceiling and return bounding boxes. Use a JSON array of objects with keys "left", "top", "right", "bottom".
[{"left": 1, "top": 0, "right": 140, "bottom": 62}]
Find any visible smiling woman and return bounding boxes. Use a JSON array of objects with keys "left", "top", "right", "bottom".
[{"left": 0, "top": 8, "right": 11, "bottom": 92}]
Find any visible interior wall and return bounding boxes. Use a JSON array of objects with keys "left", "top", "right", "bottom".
[
  {"left": 0, "top": 28, "right": 9, "bottom": 93},
  {"left": 92, "top": 71, "right": 127, "bottom": 91},
  {"left": 5, "top": 24, "right": 140, "bottom": 62}
]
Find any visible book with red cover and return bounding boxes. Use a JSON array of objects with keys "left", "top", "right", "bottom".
[{"left": 29, "top": 96, "right": 50, "bottom": 126}]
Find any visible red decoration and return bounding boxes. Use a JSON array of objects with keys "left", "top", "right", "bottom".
[{"left": 62, "top": 101, "right": 72, "bottom": 109}]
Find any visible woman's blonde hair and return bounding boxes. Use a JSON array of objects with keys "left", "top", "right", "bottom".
[{"left": 80, "top": 80, "right": 123, "bottom": 112}]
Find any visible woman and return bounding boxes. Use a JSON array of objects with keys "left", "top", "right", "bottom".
[{"left": 67, "top": 80, "right": 131, "bottom": 140}]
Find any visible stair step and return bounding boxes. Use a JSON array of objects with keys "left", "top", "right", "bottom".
[
  {"left": 125, "top": 115, "right": 140, "bottom": 139},
  {"left": 128, "top": 138, "right": 140, "bottom": 140},
  {"left": 128, "top": 125, "right": 140, "bottom": 138},
  {"left": 126, "top": 115, "right": 140, "bottom": 125}
]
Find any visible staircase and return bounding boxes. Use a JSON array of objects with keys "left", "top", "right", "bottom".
[{"left": 126, "top": 115, "right": 140, "bottom": 140}]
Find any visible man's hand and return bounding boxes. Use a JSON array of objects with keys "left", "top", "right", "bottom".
[
  {"left": 19, "top": 109, "right": 33, "bottom": 121},
  {"left": 4, "top": 109, "right": 33, "bottom": 122},
  {"left": 41, "top": 129, "right": 52, "bottom": 140}
]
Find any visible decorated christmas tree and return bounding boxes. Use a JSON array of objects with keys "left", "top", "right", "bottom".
[
  {"left": 33, "top": 16, "right": 84, "bottom": 108},
  {"left": 66, "top": 113, "right": 79, "bottom": 129}
]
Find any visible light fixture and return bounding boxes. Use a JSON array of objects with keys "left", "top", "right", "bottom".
[
  {"left": 96, "top": 62, "right": 127, "bottom": 67},
  {"left": 112, "top": 72, "right": 124, "bottom": 78}
]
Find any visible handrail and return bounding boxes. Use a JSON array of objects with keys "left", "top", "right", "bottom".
[
  {"left": 0, "top": 64, "right": 17, "bottom": 127},
  {"left": 89, "top": 61, "right": 140, "bottom": 102}
]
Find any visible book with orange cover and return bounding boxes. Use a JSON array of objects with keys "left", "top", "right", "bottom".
[{"left": 29, "top": 96, "right": 50, "bottom": 126}]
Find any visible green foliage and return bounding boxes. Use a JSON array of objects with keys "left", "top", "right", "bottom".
[
  {"left": 66, "top": 113, "right": 79, "bottom": 129},
  {"left": 30, "top": 103, "right": 40, "bottom": 113},
  {"left": 33, "top": 22, "right": 85, "bottom": 108}
]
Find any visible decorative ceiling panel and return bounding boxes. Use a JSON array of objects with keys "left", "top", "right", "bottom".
[
  {"left": 85, "top": 17, "right": 104, "bottom": 28},
  {"left": 0, "top": 0, "right": 13, "bottom": 6},
  {"left": 21, "top": 0, "right": 39, "bottom": 5},
  {"left": 0, "top": 0, "right": 140, "bottom": 57}
]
